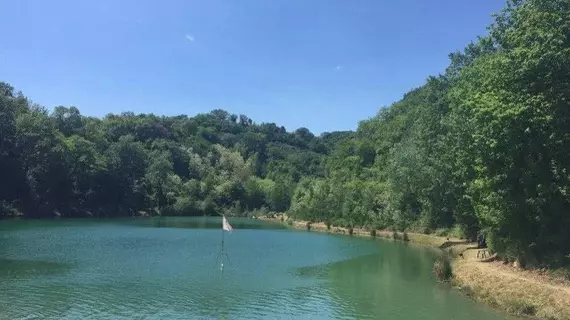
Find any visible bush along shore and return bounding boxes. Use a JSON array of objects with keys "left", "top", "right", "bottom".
[{"left": 265, "top": 216, "right": 570, "bottom": 320}]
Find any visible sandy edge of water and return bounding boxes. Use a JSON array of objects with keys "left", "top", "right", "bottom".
[{"left": 258, "top": 216, "right": 570, "bottom": 320}]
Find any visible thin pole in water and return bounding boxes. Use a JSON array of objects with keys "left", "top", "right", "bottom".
[
  {"left": 219, "top": 214, "right": 233, "bottom": 273},
  {"left": 220, "top": 220, "right": 225, "bottom": 273}
]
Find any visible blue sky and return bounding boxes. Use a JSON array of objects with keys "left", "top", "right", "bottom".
[{"left": 1, "top": 0, "right": 504, "bottom": 134}]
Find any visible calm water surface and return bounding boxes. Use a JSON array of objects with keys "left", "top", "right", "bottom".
[{"left": 0, "top": 217, "right": 514, "bottom": 319}]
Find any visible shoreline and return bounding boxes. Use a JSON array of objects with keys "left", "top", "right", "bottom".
[{"left": 261, "top": 216, "right": 570, "bottom": 320}]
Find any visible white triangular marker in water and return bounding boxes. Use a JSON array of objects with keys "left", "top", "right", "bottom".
[{"left": 222, "top": 215, "right": 233, "bottom": 233}]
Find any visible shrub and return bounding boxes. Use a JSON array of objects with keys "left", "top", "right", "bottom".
[
  {"left": 449, "top": 225, "right": 466, "bottom": 239},
  {"left": 433, "top": 255, "right": 452, "bottom": 282},
  {"left": 163, "top": 197, "right": 200, "bottom": 216}
]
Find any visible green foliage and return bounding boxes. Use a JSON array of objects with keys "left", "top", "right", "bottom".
[
  {"left": 288, "top": 0, "right": 570, "bottom": 265},
  {"left": 163, "top": 196, "right": 200, "bottom": 216},
  {"left": 449, "top": 0, "right": 570, "bottom": 263},
  {"left": 0, "top": 92, "right": 330, "bottom": 219}
]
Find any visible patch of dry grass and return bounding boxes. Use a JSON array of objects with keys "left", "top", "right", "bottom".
[
  {"left": 453, "top": 260, "right": 570, "bottom": 320},
  {"left": 405, "top": 233, "right": 448, "bottom": 246}
]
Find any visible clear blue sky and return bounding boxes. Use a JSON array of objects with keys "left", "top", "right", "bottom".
[{"left": 1, "top": 0, "right": 504, "bottom": 134}]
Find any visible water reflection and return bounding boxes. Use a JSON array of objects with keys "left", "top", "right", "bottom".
[
  {"left": 320, "top": 240, "right": 513, "bottom": 320},
  {"left": 0, "top": 218, "right": 515, "bottom": 320}
]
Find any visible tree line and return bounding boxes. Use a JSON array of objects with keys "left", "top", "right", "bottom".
[
  {"left": 1, "top": 0, "right": 569, "bottom": 266},
  {"left": 289, "top": 0, "right": 570, "bottom": 267},
  {"left": 0, "top": 85, "right": 350, "bottom": 219}
]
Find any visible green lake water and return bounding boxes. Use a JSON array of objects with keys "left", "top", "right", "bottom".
[{"left": 0, "top": 217, "right": 514, "bottom": 319}]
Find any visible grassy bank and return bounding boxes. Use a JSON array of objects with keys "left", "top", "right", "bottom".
[
  {"left": 265, "top": 216, "right": 570, "bottom": 320},
  {"left": 453, "top": 260, "right": 570, "bottom": 319}
]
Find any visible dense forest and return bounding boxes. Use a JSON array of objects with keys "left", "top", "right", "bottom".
[
  {"left": 289, "top": 0, "right": 570, "bottom": 266},
  {"left": 1, "top": 0, "right": 569, "bottom": 266},
  {"left": 0, "top": 84, "right": 352, "bottom": 219}
]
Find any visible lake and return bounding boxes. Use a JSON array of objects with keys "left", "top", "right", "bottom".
[{"left": 0, "top": 217, "right": 513, "bottom": 319}]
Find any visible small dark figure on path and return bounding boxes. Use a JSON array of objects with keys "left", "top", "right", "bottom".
[
  {"left": 477, "top": 232, "right": 487, "bottom": 249},
  {"left": 476, "top": 231, "right": 489, "bottom": 259}
]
